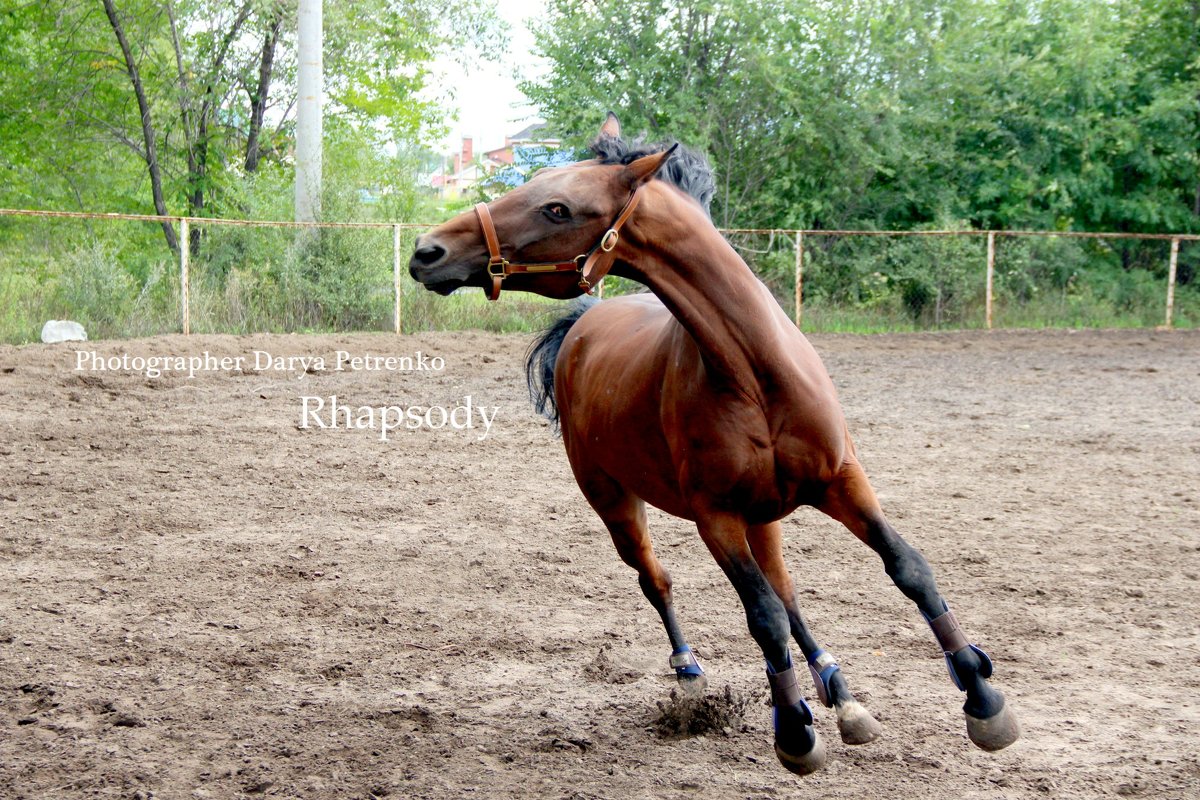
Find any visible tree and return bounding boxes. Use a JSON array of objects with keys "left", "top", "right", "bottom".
[
  {"left": 524, "top": 0, "right": 1200, "bottom": 238},
  {"left": 0, "top": 0, "right": 502, "bottom": 249},
  {"left": 101, "top": 0, "right": 178, "bottom": 251},
  {"left": 524, "top": 0, "right": 803, "bottom": 228},
  {"left": 244, "top": 1, "right": 286, "bottom": 173}
]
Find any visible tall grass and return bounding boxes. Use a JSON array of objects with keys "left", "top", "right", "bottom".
[
  {"left": 0, "top": 216, "right": 566, "bottom": 343},
  {"left": 1, "top": 214, "right": 1194, "bottom": 343},
  {"left": 739, "top": 229, "right": 1197, "bottom": 333}
]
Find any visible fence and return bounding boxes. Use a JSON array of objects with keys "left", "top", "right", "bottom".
[
  {"left": 1, "top": 207, "right": 1197, "bottom": 341},
  {"left": 0, "top": 208, "right": 426, "bottom": 337},
  {"left": 718, "top": 226, "right": 1196, "bottom": 330}
]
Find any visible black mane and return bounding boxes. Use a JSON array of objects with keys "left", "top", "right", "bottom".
[{"left": 589, "top": 134, "right": 715, "bottom": 217}]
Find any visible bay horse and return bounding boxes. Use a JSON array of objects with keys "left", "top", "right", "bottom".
[{"left": 408, "top": 114, "right": 1019, "bottom": 774}]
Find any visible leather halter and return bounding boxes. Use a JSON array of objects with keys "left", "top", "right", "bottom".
[{"left": 473, "top": 183, "right": 645, "bottom": 301}]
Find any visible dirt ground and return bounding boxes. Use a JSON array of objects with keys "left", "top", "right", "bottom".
[{"left": 1, "top": 326, "right": 1198, "bottom": 800}]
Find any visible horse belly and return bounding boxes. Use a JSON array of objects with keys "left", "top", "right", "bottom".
[
  {"left": 665, "top": 361, "right": 847, "bottom": 521},
  {"left": 669, "top": 392, "right": 794, "bottom": 522}
]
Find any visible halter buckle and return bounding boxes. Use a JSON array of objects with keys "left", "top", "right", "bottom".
[
  {"left": 487, "top": 259, "right": 509, "bottom": 278},
  {"left": 600, "top": 228, "right": 619, "bottom": 252}
]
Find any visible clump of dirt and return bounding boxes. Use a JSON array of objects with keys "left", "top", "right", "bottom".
[
  {"left": 581, "top": 645, "right": 641, "bottom": 685},
  {"left": 653, "top": 684, "right": 754, "bottom": 739}
]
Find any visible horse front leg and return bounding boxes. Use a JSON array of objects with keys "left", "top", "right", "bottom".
[
  {"left": 820, "top": 463, "right": 1020, "bottom": 752},
  {"left": 747, "top": 521, "right": 883, "bottom": 745},
  {"left": 578, "top": 469, "right": 707, "bottom": 691},
  {"left": 697, "top": 514, "right": 826, "bottom": 775}
]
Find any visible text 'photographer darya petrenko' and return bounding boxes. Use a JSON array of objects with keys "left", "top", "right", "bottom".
[{"left": 73, "top": 349, "right": 445, "bottom": 380}]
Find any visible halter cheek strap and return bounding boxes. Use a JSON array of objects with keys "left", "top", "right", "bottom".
[
  {"left": 473, "top": 181, "right": 646, "bottom": 302},
  {"left": 474, "top": 203, "right": 585, "bottom": 301},
  {"left": 576, "top": 185, "right": 644, "bottom": 291}
]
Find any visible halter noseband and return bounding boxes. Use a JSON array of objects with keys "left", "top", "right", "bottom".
[{"left": 473, "top": 183, "right": 645, "bottom": 301}]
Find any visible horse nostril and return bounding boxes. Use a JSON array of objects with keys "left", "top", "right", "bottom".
[{"left": 413, "top": 243, "right": 446, "bottom": 266}]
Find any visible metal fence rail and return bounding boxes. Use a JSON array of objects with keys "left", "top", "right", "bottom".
[{"left": 2, "top": 207, "right": 1196, "bottom": 334}]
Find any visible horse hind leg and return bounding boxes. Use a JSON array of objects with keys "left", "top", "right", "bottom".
[
  {"left": 818, "top": 461, "right": 1020, "bottom": 752},
  {"left": 697, "top": 514, "right": 825, "bottom": 775},
  {"left": 747, "top": 521, "right": 883, "bottom": 745},
  {"left": 581, "top": 473, "right": 707, "bottom": 692}
]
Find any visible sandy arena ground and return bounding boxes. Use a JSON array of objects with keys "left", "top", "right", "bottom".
[{"left": 1, "top": 326, "right": 1198, "bottom": 799}]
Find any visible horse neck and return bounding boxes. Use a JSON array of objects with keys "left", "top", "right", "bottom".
[{"left": 618, "top": 183, "right": 792, "bottom": 396}]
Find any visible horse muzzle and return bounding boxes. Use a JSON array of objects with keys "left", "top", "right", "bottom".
[{"left": 408, "top": 234, "right": 479, "bottom": 293}]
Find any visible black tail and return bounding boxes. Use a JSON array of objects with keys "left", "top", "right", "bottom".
[{"left": 525, "top": 296, "right": 598, "bottom": 430}]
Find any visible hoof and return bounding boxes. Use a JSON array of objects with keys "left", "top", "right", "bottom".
[
  {"left": 835, "top": 700, "right": 882, "bottom": 745},
  {"left": 966, "top": 702, "right": 1020, "bottom": 751},
  {"left": 676, "top": 672, "right": 708, "bottom": 696},
  {"left": 775, "top": 729, "right": 826, "bottom": 776}
]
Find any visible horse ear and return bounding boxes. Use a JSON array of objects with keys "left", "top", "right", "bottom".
[
  {"left": 624, "top": 143, "right": 678, "bottom": 185},
  {"left": 599, "top": 111, "right": 621, "bottom": 138}
]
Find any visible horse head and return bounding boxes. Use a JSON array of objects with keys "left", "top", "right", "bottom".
[{"left": 409, "top": 115, "right": 673, "bottom": 300}]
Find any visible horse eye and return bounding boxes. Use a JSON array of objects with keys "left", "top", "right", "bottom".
[{"left": 543, "top": 203, "right": 571, "bottom": 222}]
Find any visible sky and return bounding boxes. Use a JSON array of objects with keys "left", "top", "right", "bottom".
[{"left": 429, "top": 0, "right": 550, "bottom": 156}]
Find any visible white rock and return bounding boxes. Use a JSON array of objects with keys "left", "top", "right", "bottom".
[{"left": 40, "top": 320, "right": 88, "bottom": 343}]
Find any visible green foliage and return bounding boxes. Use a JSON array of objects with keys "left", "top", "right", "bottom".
[
  {"left": 518, "top": 0, "right": 1200, "bottom": 331},
  {"left": 0, "top": 223, "right": 179, "bottom": 342},
  {"left": 2, "top": 0, "right": 1199, "bottom": 339},
  {"left": 526, "top": 0, "right": 1199, "bottom": 240},
  {"left": 0, "top": 0, "right": 512, "bottom": 341},
  {"left": 0, "top": 0, "right": 499, "bottom": 225},
  {"left": 55, "top": 242, "right": 138, "bottom": 336}
]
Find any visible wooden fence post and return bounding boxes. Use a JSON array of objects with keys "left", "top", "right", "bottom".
[
  {"left": 794, "top": 231, "right": 804, "bottom": 327},
  {"left": 393, "top": 224, "right": 402, "bottom": 335},
  {"left": 1165, "top": 237, "right": 1179, "bottom": 328},
  {"left": 986, "top": 231, "right": 995, "bottom": 330},
  {"left": 180, "top": 218, "right": 190, "bottom": 336}
]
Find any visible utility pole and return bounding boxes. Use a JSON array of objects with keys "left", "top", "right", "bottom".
[{"left": 295, "top": 0, "right": 322, "bottom": 223}]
